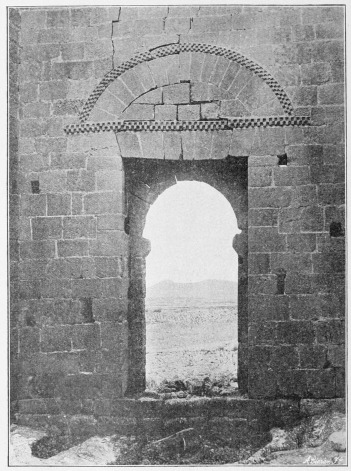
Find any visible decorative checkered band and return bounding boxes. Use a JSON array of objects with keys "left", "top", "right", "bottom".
[
  {"left": 78, "top": 43, "right": 295, "bottom": 123},
  {"left": 65, "top": 116, "right": 310, "bottom": 135}
]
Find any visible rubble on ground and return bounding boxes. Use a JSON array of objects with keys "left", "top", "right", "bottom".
[
  {"left": 10, "top": 401, "right": 346, "bottom": 466},
  {"left": 144, "top": 376, "right": 239, "bottom": 399},
  {"left": 240, "top": 410, "right": 346, "bottom": 466}
]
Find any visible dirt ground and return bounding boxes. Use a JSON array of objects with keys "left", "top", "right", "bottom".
[
  {"left": 10, "top": 409, "right": 346, "bottom": 466},
  {"left": 146, "top": 297, "right": 238, "bottom": 388}
]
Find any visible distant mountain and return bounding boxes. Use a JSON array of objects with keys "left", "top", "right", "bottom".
[{"left": 147, "top": 279, "right": 237, "bottom": 301}]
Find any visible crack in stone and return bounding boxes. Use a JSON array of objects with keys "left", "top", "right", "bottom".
[
  {"left": 111, "top": 22, "right": 115, "bottom": 69},
  {"left": 128, "top": 190, "right": 151, "bottom": 205}
]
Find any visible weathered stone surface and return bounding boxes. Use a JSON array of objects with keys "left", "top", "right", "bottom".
[
  {"left": 249, "top": 208, "right": 278, "bottom": 227},
  {"left": 32, "top": 217, "right": 62, "bottom": 240},
  {"left": 286, "top": 234, "right": 316, "bottom": 253},
  {"left": 249, "top": 187, "right": 292, "bottom": 209},
  {"left": 178, "top": 104, "right": 200, "bottom": 120},
  {"left": 41, "top": 326, "right": 72, "bottom": 352},
  {"left": 249, "top": 275, "right": 276, "bottom": 294},
  {"left": 89, "top": 232, "right": 128, "bottom": 256},
  {"left": 276, "top": 321, "right": 315, "bottom": 345},
  {"left": 299, "top": 345, "right": 327, "bottom": 369},
  {"left": 155, "top": 104, "right": 176, "bottom": 120},
  {"left": 249, "top": 228, "right": 286, "bottom": 252},
  {"left": 248, "top": 167, "right": 272, "bottom": 187},
  {"left": 163, "top": 132, "right": 182, "bottom": 160},
  {"left": 163, "top": 83, "right": 190, "bottom": 104},
  {"left": 290, "top": 294, "right": 344, "bottom": 321},
  {"left": 71, "top": 324, "right": 101, "bottom": 350},
  {"left": 316, "top": 320, "right": 345, "bottom": 344},
  {"left": 249, "top": 295, "right": 289, "bottom": 322},
  {"left": 139, "top": 133, "right": 164, "bottom": 159},
  {"left": 300, "top": 205, "right": 324, "bottom": 232},
  {"left": 57, "top": 240, "right": 89, "bottom": 257},
  {"left": 20, "top": 195, "right": 46, "bottom": 217},
  {"left": 84, "top": 192, "right": 122, "bottom": 215},
  {"left": 116, "top": 132, "right": 142, "bottom": 157},
  {"left": 248, "top": 253, "right": 270, "bottom": 274},
  {"left": 63, "top": 216, "right": 96, "bottom": 239},
  {"left": 312, "top": 252, "right": 345, "bottom": 274},
  {"left": 329, "top": 430, "right": 346, "bottom": 452},
  {"left": 270, "top": 253, "right": 313, "bottom": 274},
  {"left": 20, "top": 241, "right": 55, "bottom": 260},
  {"left": 327, "top": 345, "right": 345, "bottom": 368},
  {"left": 301, "top": 400, "right": 344, "bottom": 422},
  {"left": 47, "top": 194, "right": 71, "bottom": 216}
]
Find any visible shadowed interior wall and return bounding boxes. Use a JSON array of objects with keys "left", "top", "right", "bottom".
[{"left": 9, "top": 5, "right": 345, "bottom": 435}]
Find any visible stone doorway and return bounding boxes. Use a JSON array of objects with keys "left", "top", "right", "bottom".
[{"left": 123, "top": 157, "right": 248, "bottom": 395}]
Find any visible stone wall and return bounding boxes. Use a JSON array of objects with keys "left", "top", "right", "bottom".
[{"left": 9, "top": 5, "right": 345, "bottom": 430}]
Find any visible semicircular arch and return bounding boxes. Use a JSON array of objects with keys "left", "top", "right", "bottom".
[{"left": 80, "top": 42, "right": 294, "bottom": 123}]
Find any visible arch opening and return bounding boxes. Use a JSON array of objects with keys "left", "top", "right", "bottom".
[
  {"left": 143, "top": 181, "right": 240, "bottom": 394},
  {"left": 123, "top": 157, "right": 248, "bottom": 396}
]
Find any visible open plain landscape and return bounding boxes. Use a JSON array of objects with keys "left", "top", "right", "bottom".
[{"left": 145, "top": 280, "right": 238, "bottom": 389}]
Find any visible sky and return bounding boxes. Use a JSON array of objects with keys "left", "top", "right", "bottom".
[{"left": 143, "top": 181, "right": 240, "bottom": 287}]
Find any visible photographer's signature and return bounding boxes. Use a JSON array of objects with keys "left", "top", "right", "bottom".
[{"left": 303, "top": 455, "right": 341, "bottom": 465}]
